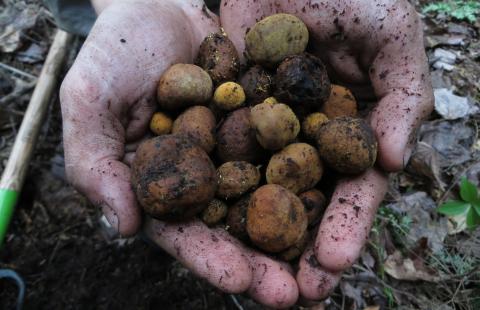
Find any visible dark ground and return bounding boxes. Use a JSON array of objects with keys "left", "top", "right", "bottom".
[{"left": 1, "top": 0, "right": 479, "bottom": 309}]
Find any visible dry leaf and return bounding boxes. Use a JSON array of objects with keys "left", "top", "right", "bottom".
[
  {"left": 386, "top": 192, "right": 448, "bottom": 253},
  {"left": 363, "top": 306, "right": 380, "bottom": 310},
  {"left": 361, "top": 249, "right": 376, "bottom": 269},
  {"left": 384, "top": 251, "right": 441, "bottom": 282},
  {"left": 340, "top": 281, "right": 364, "bottom": 307},
  {"left": 0, "top": 3, "right": 39, "bottom": 52},
  {"left": 407, "top": 141, "right": 446, "bottom": 189},
  {"left": 419, "top": 120, "right": 474, "bottom": 168}
]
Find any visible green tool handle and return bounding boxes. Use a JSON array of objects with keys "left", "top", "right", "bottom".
[
  {"left": 0, "top": 190, "right": 18, "bottom": 247},
  {"left": 0, "top": 30, "right": 73, "bottom": 248}
]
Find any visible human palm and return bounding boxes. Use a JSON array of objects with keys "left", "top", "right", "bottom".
[{"left": 60, "top": 0, "right": 433, "bottom": 307}]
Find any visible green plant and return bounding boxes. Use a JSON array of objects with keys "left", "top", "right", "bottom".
[
  {"left": 378, "top": 206, "right": 412, "bottom": 240},
  {"left": 438, "top": 177, "right": 480, "bottom": 230},
  {"left": 423, "top": 1, "right": 480, "bottom": 23},
  {"left": 428, "top": 249, "right": 476, "bottom": 275}
]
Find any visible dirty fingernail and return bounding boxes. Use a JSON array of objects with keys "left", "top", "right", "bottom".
[{"left": 100, "top": 204, "right": 119, "bottom": 238}]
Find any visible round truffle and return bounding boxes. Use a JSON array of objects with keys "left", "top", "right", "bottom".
[
  {"left": 216, "top": 161, "right": 260, "bottom": 199},
  {"left": 150, "top": 112, "right": 173, "bottom": 135},
  {"left": 213, "top": 82, "right": 246, "bottom": 111},
  {"left": 172, "top": 106, "right": 216, "bottom": 153},
  {"left": 266, "top": 143, "right": 323, "bottom": 194},
  {"left": 302, "top": 112, "right": 329, "bottom": 140},
  {"left": 245, "top": 14, "right": 309, "bottom": 67},
  {"left": 316, "top": 117, "right": 377, "bottom": 174},
  {"left": 321, "top": 84, "right": 357, "bottom": 119},
  {"left": 247, "top": 184, "right": 308, "bottom": 253},
  {"left": 274, "top": 53, "right": 331, "bottom": 109},
  {"left": 298, "top": 189, "right": 327, "bottom": 226},
  {"left": 131, "top": 135, "right": 217, "bottom": 220},
  {"left": 196, "top": 32, "right": 240, "bottom": 85},
  {"left": 216, "top": 107, "right": 263, "bottom": 163},
  {"left": 226, "top": 194, "right": 251, "bottom": 240},
  {"left": 201, "top": 199, "right": 228, "bottom": 227},
  {"left": 250, "top": 102, "right": 300, "bottom": 150},
  {"left": 157, "top": 64, "right": 213, "bottom": 110},
  {"left": 239, "top": 65, "right": 274, "bottom": 105}
]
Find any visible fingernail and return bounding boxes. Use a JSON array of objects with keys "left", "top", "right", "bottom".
[{"left": 100, "top": 204, "right": 119, "bottom": 239}]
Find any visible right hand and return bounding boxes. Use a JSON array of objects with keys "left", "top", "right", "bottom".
[{"left": 60, "top": 1, "right": 300, "bottom": 307}]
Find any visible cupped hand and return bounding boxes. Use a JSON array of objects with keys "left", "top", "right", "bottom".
[
  {"left": 221, "top": 0, "right": 433, "bottom": 301},
  {"left": 60, "top": 0, "right": 299, "bottom": 308}
]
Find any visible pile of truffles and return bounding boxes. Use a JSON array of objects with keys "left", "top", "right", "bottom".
[{"left": 132, "top": 14, "right": 377, "bottom": 261}]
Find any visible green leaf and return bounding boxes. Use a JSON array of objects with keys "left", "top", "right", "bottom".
[
  {"left": 472, "top": 202, "right": 480, "bottom": 216},
  {"left": 460, "top": 178, "right": 478, "bottom": 203},
  {"left": 422, "top": 1, "right": 480, "bottom": 23},
  {"left": 466, "top": 207, "right": 480, "bottom": 230},
  {"left": 438, "top": 201, "right": 470, "bottom": 216}
]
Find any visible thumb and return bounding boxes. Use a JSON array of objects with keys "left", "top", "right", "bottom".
[
  {"left": 368, "top": 9, "right": 433, "bottom": 171},
  {"left": 60, "top": 73, "right": 141, "bottom": 236}
]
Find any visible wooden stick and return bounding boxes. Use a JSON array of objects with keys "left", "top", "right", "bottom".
[{"left": 0, "top": 30, "right": 73, "bottom": 247}]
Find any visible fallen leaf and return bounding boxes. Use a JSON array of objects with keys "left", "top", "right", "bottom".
[
  {"left": 384, "top": 251, "right": 441, "bottom": 282},
  {"left": 407, "top": 141, "right": 446, "bottom": 189},
  {"left": 0, "top": 3, "right": 39, "bottom": 53},
  {"left": 363, "top": 306, "right": 380, "bottom": 310},
  {"left": 434, "top": 88, "right": 477, "bottom": 120},
  {"left": 430, "top": 48, "right": 458, "bottom": 71},
  {"left": 426, "top": 34, "right": 466, "bottom": 48},
  {"left": 361, "top": 249, "right": 376, "bottom": 269},
  {"left": 340, "top": 281, "right": 365, "bottom": 308},
  {"left": 419, "top": 120, "right": 474, "bottom": 167},
  {"left": 386, "top": 192, "right": 449, "bottom": 253},
  {"left": 447, "top": 212, "right": 468, "bottom": 234}
]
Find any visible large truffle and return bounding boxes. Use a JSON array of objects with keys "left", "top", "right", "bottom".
[
  {"left": 274, "top": 53, "right": 331, "bottom": 109},
  {"left": 245, "top": 14, "right": 309, "bottom": 67},
  {"left": 131, "top": 135, "right": 217, "bottom": 220},
  {"left": 247, "top": 184, "right": 308, "bottom": 253},
  {"left": 316, "top": 117, "right": 377, "bottom": 174}
]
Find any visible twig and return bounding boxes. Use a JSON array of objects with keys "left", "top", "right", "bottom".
[
  {"left": 229, "top": 295, "right": 244, "bottom": 310},
  {"left": 449, "top": 276, "right": 465, "bottom": 306},
  {"left": 0, "top": 81, "right": 37, "bottom": 105},
  {"left": 341, "top": 291, "right": 345, "bottom": 310},
  {"left": 349, "top": 264, "right": 420, "bottom": 302},
  {"left": 0, "top": 62, "right": 37, "bottom": 81},
  {"left": 47, "top": 238, "right": 62, "bottom": 266}
]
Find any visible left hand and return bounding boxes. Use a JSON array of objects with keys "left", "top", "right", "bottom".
[{"left": 220, "top": 0, "right": 433, "bottom": 302}]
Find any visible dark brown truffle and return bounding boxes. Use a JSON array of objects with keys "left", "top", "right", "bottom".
[{"left": 274, "top": 53, "right": 331, "bottom": 109}]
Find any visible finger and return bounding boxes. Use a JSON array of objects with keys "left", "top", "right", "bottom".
[
  {"left": 368, "top": 2, "right": 433, "bottom": 171},
  {"left": 244, "top": 250, "right": 299, "bottom": 308},
  {"left": 60, "top": 76, "right": 141, "bottom": 236},
  {"left": 297, "top": 246, "right": 341, "bottom": 301},
  {"left": 213, "top": 233, "right": 299, "bottom": 308},
  {"left": 327, "top": 48, "right": 367, "bottom": 84},
  {"left": 315, "top": 168, "right": 387, "bottom": 271},
  {"left": 125, "top": 97, "right": 155, "bottom": 141},
  {"left": 144, "top": 218, "right": 253, "bottom": 294}
]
